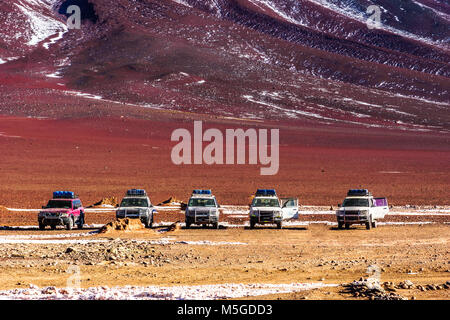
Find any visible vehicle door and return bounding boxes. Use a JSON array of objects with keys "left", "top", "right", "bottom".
[
  {"left": 72, "top": 200, "right": 81, "bottom": 221},
  {"left": 281, "top": 198, "right": 299, "bottom": 220},
  {"left": 373, "top": 197, "right": 389, "bottom": 219}
]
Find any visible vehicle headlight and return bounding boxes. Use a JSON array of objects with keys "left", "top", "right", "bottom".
[
  {"left": 360, "top": 210, "right": 369, "bottom": 215},
  {"left": 116, "top": 210, "right": 125, "bottom": 217},
  {"left": 59, "top": 212, "right": 68, "bottom": 217},
  {"left": 38, "top": 212, "right": 45, "bottom": 217},
  {"left": 250, "top": 209, "right": 258, "bottom": 217},
  {"left": 275, "top": 210, "right": 282, "bottom": 217}
]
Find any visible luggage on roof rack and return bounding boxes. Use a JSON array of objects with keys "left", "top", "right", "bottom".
[
  {"left": 53, "top": 191, "right": 76, "bottom": 199},
  {"left": 347, "top": 189, "right": 371, "bottom": 196},
  {"left": 192, "top": 189, "right": 212, "bottom": 195},
  {"left": 126, "top": 189, "right": 147, "bottom": 196},
  {"left": 255, "top": 189, "right": 277, "bottom": 197}
]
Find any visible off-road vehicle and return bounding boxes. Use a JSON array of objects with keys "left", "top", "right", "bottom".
[
  {"left": 38, "top": 191, "right": 85, "bottom": 230},
  {"left": 116, "top": 189, "right": 156, "bottom": 228},
  {"left": 185, "top": 189, "right": 220, "bottom": 229},
  {"left": 249, "top": 189, "right": 298, "bottom": 229},
  {"left": 336, "top": 189, "right": 389, "bottom": 230}
]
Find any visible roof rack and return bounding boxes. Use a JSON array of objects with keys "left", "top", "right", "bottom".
[
  {"left": 53, "top": 191, "right": 77, "bottom": 199},
  {"left": 192, "top": 189, "right": 212, "bottom": 195},
  {"left": 126, "top": 189, "right": 147, "bottom": 197},
  {"left": 255, "top": 189, "right": 277, "bottom": 197},
  {"left": 347, "top": 189, "right": 371, "bottom": 197}
]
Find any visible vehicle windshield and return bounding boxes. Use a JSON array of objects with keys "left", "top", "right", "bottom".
[
  {"left": 342, "top": 198, "right": 369, "bottom": 207},
  {"left": 120, "top": 198, "right": 149, "bottom": 207},
  {"left": 188, "top": 198, "right": 216, "bottom": 207},
  {"left": 45, "top": 200, "right": 72, "bottom": 209},
  {"left": 252, "top": 198, "right": 280, "bottom": 207}
]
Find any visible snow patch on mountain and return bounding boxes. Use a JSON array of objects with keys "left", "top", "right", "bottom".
[
  {"left": 13, "top": 0, "right": 67, "bottom": 48},
  {"left": 172, "top": 0, "right": 193, "bottom": 8},
  {"left": 306, "top": 0, "right": 447, "bottom": 48}
]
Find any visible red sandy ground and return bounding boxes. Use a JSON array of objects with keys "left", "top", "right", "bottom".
[{"left": 0, "top": 114, "right": 448, "bottom": 211}]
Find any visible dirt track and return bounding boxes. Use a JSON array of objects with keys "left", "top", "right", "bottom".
[{"left": 0, "top": 223, "right": 448, "bottom": 300}]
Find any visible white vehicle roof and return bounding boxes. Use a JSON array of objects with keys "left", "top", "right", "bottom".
[
  {"left": 253, "top": 195, "right": 279, "bottom": 199},
  {"left": 345, "top": 196, "right": 372, "bottom": 199},
  {"left": 122, "top": 196, "right": 150, "bottom": 200},
  {"left": 189, "top": 195, "right": 216, "bottom": 200}
]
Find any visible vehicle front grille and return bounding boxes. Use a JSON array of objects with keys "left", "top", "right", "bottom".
[
  {"left": 259, "top": 210, "right": 274, "bottom": 222},
  {"left": 344, "top": 210, "right": 360, "bottom": 215},
  {"left": 194, "top": 209, "right": 212, "bottom": 222},
  {"left": 46, "top": 212, "right": 59, "bottom": 217}
]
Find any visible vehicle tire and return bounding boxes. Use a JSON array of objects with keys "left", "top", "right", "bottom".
[
  {"left": 212, "top": 222, "right": 219, "bottom": 229},
  {"left": 185, "top": 220, "right": 191, "bottom": 229},
  {"left": 39, "top": 222, "right": 45, "bottom": 230},
  {"left": 345, "top": 223, "right": 350, "bottom": 229},
  {"left": 66, "top": 216, "right": 74, "bottom": 230},
  {"left": 276, "top": 221, "right": 282, "bottom": 229},
  {"left": 144, "top": 217, "right": 151, "bottom": 228},
  {"left": 77, "top": 214, "right": 84, "bottom": 229},
  {"left": 365, "top": 216, "right": 372, "bottom": 230},
  {"left": 338, "top": 222, "right": 344, "bottom": 229},
  {"left": 250, "top": 219, "right": 256, "bottom": 229},
  {"left": 50, "top": 224, "right": 57, "bottom": 230},
  {"left": 372, "top": 220, "right": 377, "bottom": 228}
]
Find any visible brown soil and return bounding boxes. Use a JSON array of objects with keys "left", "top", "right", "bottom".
[
  {"left": 99, "top": 218, "right": 146, "bottom": 233},
  {"left": 0, "top": 224, "right": 448, "bottom": 300},
  {"left": 89, "top": 197, "right": 118, "bottom": 208},
  {"left": 157, "top": 197, "right": 185, "bottom": 207}
]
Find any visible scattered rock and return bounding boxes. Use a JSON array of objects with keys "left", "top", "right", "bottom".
[
  {"left": 398, "top": 280, "right": 414, "bottom": 289},
  {"left": 342, "top": 278, "right": 407, "bottom": 300},
  {"left": 65, "top": 247, "right": 75, "bottom": 254}
]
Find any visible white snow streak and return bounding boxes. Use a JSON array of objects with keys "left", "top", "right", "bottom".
[{"left": 0, "top": 282, "right": 337, "bottom": 300}]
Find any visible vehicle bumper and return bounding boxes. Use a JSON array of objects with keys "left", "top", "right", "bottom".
[
  {"left": 38, "top": 216, "right": 70, "bottom": 226},
  {"left": 250, "top": 215, "right": 282, "bottom": 224},
  {"left": 186, "top": 215, "right": 219, "bottom": 225},
  {"left": 116, "top": 214, "right": 147, "bottom": 222},
  {"left": 337, "top": 214, "right": 369, "bottom": 224}
]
